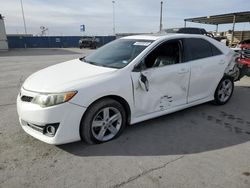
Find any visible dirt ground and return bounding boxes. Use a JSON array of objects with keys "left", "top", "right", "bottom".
[{"left": 0, "top": 48, "right": 250, "bottom": 188}]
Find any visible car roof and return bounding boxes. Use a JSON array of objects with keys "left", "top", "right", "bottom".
[
  {"left": 121, "top": 33, "right": 206, "bottom": 41},
  {"left": 166, "top": 27, "right": 205, "bottom": 30},
  {"left": 121, "top": 34, "right": 231, "bottom": 54},
  {"left": 121, "top": 35, "right": 162, "bottom": 41}
]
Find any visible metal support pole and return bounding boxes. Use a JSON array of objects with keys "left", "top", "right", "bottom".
[
  {"left": 184, "top": 20, "right": 186, "bottom": 27},
  {"left": 216, "top": 24, "right": 218, "bottom": 33},
  {"left": 231, "top": 14, "right": 236, "bottom": 47},
  {"left": 159, "top": 1, "right": 163, "bottom": 32},
  {"left": 240, "top": 31, "right": 244, "bottom": 41},
  {"left": 112, "top": 1, "right": 116, "bottom": 35},
  {"left": 20, "top": 0, "right": 27, "bottom": 34}
]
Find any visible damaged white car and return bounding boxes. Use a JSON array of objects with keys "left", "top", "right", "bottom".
[{"left": 17, "top": 34, "right": 239, "bottom": 144}]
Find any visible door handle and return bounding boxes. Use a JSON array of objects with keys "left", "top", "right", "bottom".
[
  {"left": 142, "top": 71, "right": 150, "bottom": 76},
  {"left": 178, "top": 68, "right": 189, "bottom": 74},
  {"left": 219, "top": 60, "right": 226, "bottom": 65}
]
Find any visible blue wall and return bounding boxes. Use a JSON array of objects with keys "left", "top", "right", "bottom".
[{"left": 7, "top": 36, "right": 116, "bottom": 48}]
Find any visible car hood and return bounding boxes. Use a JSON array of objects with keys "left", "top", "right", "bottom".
[{"left": 23, "top": 59, "right": 117, "bottom": 92}]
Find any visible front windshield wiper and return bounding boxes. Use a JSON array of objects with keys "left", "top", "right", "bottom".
[
  {"left": 79, "top": 56, "right": 86, "bottom": 61},
  {"left": 79, "top": 57, "right": 98, "bottom": 65},
  {"left": 79, "top": 57, "right": 120, "bottom": 69}
]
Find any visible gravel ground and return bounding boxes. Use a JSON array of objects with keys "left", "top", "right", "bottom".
[{"left": 0, "top": 48, "right": 250, "bottom": 188}]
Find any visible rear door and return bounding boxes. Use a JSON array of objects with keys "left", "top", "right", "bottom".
[{"left": 183, "top": 38, "right": 225, "bottom": 103}]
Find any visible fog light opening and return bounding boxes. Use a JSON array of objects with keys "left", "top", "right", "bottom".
[{"left": 46, "top": 125, "right": 56, "bottom": 136}]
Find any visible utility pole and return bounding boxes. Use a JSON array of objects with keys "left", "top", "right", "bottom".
[
  {"left": 230, "top": 14, "right": 236, "bottom": 47},
  {"left": 112, "top": 1, "right": 116, "bottom": 35},
  {"left": 20, "top": 0, "right": 27, "bottom": 34},
  {"left": 159, "top": 1, "right": 163, "bottom": 32}
]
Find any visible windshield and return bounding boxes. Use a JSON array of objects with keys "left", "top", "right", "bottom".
[{"left": 82, "top": 39, "right": 153, "bottom": 69}]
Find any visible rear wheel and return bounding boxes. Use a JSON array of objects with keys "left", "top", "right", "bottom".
[
  {"left": 80, "top": 98, "right": 126, "bottom": 144},
  {"left": 213, "top": 77, "right": 234, "bottom": 105}
]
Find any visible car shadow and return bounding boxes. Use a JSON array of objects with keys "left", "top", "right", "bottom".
[
  {"left": 0, "top": 48, "right": 82, "bottom": 57},
  {"left": 58, "top": 86, "right": 250, "bottom": 156}
]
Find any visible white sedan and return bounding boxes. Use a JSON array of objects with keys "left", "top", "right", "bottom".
[{"left": 17, "top": 34, "right": 239, "bottom": 144}]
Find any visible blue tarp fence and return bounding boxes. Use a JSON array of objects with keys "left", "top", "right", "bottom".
[{"left": 7, "top": 36, "right": 116, "bottom": 48}]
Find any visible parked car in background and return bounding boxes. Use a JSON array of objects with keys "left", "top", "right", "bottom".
[
  {"left": 164, "top": 27, "right": 214, "bottom": 38},
  {"left": 163, "top": 27, "right": 231, "bottom": 45},
  {"left": 238, "top": 39, "right": 250, "bottom": 46},
  {"left": 17, "top": 34, "right": 239, "bottom": 145},
  {"left": 236, "top": 39, "right": 250, "bottom": 77},
  {"left": 79, "top": 36, "right": 98, "bottom": 49}
]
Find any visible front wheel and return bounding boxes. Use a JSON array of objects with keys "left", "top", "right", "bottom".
[
  {"left": 213, "top": 77, "right": 234, "bottom": 105},
  {"left": 80, "top": 98, "right": 126, "bottom": 144}
]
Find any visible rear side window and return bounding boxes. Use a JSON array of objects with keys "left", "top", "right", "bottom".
[
  {"left": 210, "top": 44, "right": 222, "bottom": 56},
  {"left": 184, "top": 38, "right": 216, "bottom": 61}
]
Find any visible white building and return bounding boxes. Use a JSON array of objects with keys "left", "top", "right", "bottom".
[{"left": 0, "top": 14, "right": 8, "bottom": 51}]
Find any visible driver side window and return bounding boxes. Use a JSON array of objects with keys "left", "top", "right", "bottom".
[{"left": 144, "top": 40, "right": 182, "bottom": 69}]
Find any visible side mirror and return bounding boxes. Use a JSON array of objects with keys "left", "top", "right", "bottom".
[
  {"left": 139, "top": 73, "right": 149, "bottom": 92},
  {"left": 79, "top": 56, "right": 86, "bottom": 61}
]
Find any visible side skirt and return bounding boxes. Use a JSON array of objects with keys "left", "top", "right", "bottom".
[{"left": 130, "top": 96, "right": 213, "bottom": 125}]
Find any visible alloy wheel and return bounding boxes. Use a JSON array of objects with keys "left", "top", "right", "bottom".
[
  {"left": 218, "top": 79, "right": 233, "bottom": 102},
  {"left": 91, "top": 107, "right": 122, "bottom": 142}
]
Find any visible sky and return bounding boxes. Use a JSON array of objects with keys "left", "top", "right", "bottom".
[{"left": 1, "top": 0, "right": 250, "bottom": 36}]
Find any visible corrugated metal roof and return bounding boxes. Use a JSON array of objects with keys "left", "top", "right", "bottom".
[{"left": 185, "top": 11, "right": 250, "bottom": 25}]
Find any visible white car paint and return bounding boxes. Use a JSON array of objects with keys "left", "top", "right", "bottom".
[
  {"left": 17, "top": 34, "right": 237, "bottom": 144},
  {"left": 23, "top": 59, "right": 117, "bottom": 93},
  {"left": 187, "top": 54, "right": 226, "bottom": 102},
  {"left": 131, "top": 62, "right": 190, "bottom": 116},
  {"left": 17, "top": 87, "right": 85, "bottom": 144}
]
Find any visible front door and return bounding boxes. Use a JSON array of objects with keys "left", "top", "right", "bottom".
[{"left": 131, "top": 39, "right": 190, "bottom": 117}]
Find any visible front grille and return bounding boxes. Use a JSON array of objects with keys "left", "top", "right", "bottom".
[{"left": 21, "top": 95, "right": 33, "bottom": 102}]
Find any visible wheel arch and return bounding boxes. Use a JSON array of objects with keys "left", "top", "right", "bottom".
[
  {"left": 214, "top": 74, "right": 234, "bottom": 95},
  {"left": 213, "top": 75, "right": 234, "bottom": 105},
  {"left": 223, "top": 73, "right": 235, "bottom": 81},
  {"left": 81, "top": 95, "right": 132, "bottom": 125}
]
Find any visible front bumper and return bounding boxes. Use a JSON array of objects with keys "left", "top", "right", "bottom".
[{"left": 17, "top": 88, "right": 86, "bottom": 144}]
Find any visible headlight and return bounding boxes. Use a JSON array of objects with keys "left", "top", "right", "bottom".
[{"left": 32, "top": 91, "right": 77, "bottom": 107}]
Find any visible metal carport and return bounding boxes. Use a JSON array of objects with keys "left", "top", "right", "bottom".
[{"left": 184, "top": 11, "right": 250, "bottom": 46}]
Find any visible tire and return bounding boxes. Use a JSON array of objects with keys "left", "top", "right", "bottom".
[
  {"left": 80, "top": 98, "right": 127, "bottom": 144},
  {"left": 213, "top": 76, "right": 234, "bottom": 105}
]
